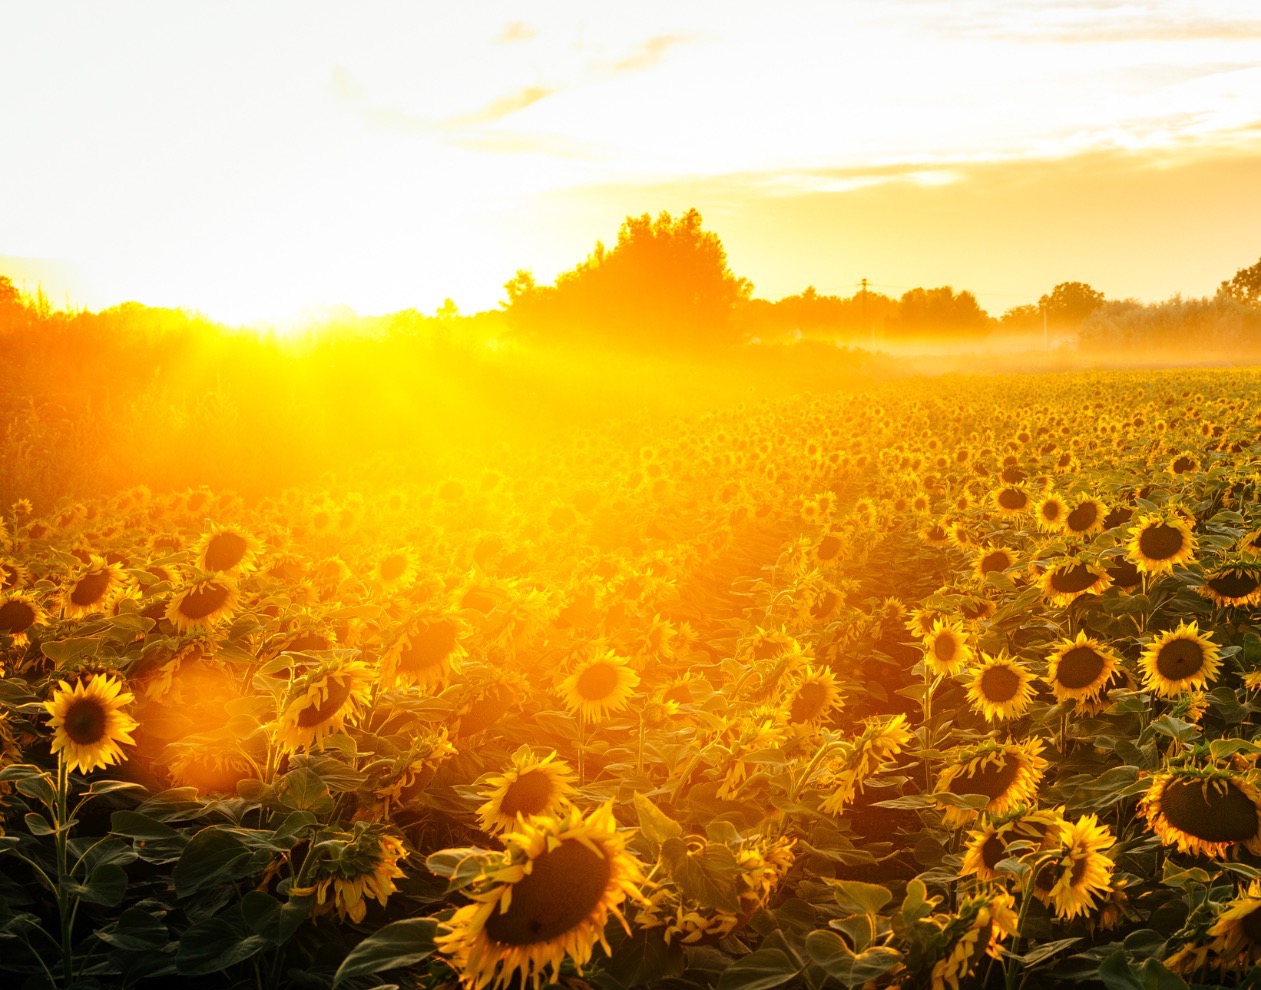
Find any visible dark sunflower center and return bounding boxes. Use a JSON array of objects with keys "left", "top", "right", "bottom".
[
  {"left": 980, "top": 552, "right": 1009, "bottom": 575},
  {"left": 458, "top": 686, "right": 514, "bottom": 738},
  {"left": 286, "top": 632, "right": 333, "bottom": 652},
  {"left": 0, "top": 599, "right": 36, "bottom": 633},
  {"left": 790, "top": 681, "right": 829, "bottom": 723},
  {"left": 997, "top": 489, "right": 1027, "bottom": 511},
  {"left": 1001, "top": 466, "right": 1026, "bottom": 483},
  {"left": 70, "top": 570, "right": 111, "bottom": 606},
  {"left": 1056, "top": 646, "right": 1106, "bottom": 690},
  {"left": 483, "top": 838, "right": 611, "bottom": 946},
  {"left": 1207, "top": 571, "right": 1261, "bottom": 600},
  {"left": 1103, "top": 507, "right": 1133, "bottom": 530},
  {"left": 576, "top": 662, "right": 620, "bottom": 701},
  {"left": 1040, "top": 502, "right": 1062, "bottom": 521},
  {"left": 63, "top": 697, "right": 107, "bottom": 745},
  {"left": 925, "top": 525, "right": 947, "bottom": 541},
  {"left": 811, "top": 590, "right": 839, "bottom": 619},
  {"left": 1049, "top": 564, "right": 1100, "bottom": 594},
  {"left": 1172, "top": 456, "right": 1195, "bottom": 474},
  {"left": 1066, "top": 502, "right": 1099, "bottom": 531},
  {"left": 398, "top": 621, "right": 457, "bottom": 671},
  {"left": 947, "top": 756, "right": 1023, "bottom": 801},
  {"left": 1138, "top": 524, "right": 1186, "bottom": 561},
  {"left": 296, "top": 676, "right": 354, "bottom": 727},
  {"left": 933, "top": 634, "right": 959, "bottom": 664},
  {"left": 1155, "top": 638, "right": 1205, "bottom": 681},
  {"left": 1160, "top": 779, "right": 1259, "bottom": 843},
  {"left": 0, "top": 564, "right": 18, "bottom": 590},
  {"left": 662, "top": 682, "right": 693, "bottom": 705},
  {"left": 817, "top": 535, "right": 841, "bottom": 561},
  {"left": 177, "top": 583, "right": 231, "bottom": 620},
  {"left": 379, "top": 555, "right": 408, "bottom": 581},
  {"left": 1241, "top": 905, "right": 1261, "bottom": 945},
  {"left": 204, "top": 532, "right": 248, "bottom": 571},
  {"left": 980, "top": 666, "right": 1021, "bottom": 703},
  {"left": 461, "top": 589, "right": 496, "bottom": 614},
  {"left": 499, "top": 770, "right": 556, "bottom": 818},
  {"left": 1107, "top": 559, "right": 1141, "bottom": 589},
  {"left": 1070, "top": 854, "right": 1090, "bottom": 886},
  {"left": 980, "top": 833, "right": 1007, "bottom": 871}
]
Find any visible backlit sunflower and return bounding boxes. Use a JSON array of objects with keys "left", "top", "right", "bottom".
[
  {"left": 476, "top": 747, "right": 579, "bottom": 835},
  {"left": 1034, "top": 494, "right": 1068, "bottom": 532},
  {"left": 1207, "top": 880, "right": 1261, "bottom": 974},
  {"left": 965, "top": 652, "right": 1036, "bottom": 723},
  {"left": 960, "top": 805, "right": 1065, "bottom": 882},
  {"left": 434, "top": 802, "right": 646, "bottom": 990},
  {"left": 929, "top": 890, "right": 1019, "bottom": 990},
  {"left": 1035, "top": 814, "right": 1116, "bottom": 920},
  {"left": 974, "top": 546, "right": 1015, "bottom": 581},
  {"left": 818, "top": 715, "right": 914, "bottom": 816},
  {"left": 1037, "top": 557, "right": 1112, "bottom": 607},
  {"left": 380, "top": 609, "right": 467, "bottom": 690},
  {"left": 1168, "top": 451, "right": 1199, "bottom": 476},
  {"left": 558, "top": 650, "right": 640, "bottom": 721},
  {"left": 922, "top": 618, "right": 974, "bottom": 677},
  {"left": 919, "top": 520, "right": 951, "bottom": 547},
  {"left": 43, "top": 674, "right": 139, "bottom": 774},
  {"left": 0, "top": 558, "right": 30, "bottom": 591},
  {"left": 276, "top": 659, "right": 374, "bottom": 752},
  {"left": 1063, "top": 496, "right": 1107, "bottom": 537},
  {"left": 1045, "top": 630, "right": 1121, "bottom": 704},
  {"left": 192, "top": 522, "right": 260, "bottom": 575},
  {"left": 992, "top": 485, "right": 1031, "bottom": 517},
  {"left": 934, "top": 738, "right": 1048, "bottom": 828},
  {"left": 785, "top": 665, "right": 843, "bottom": 726},
  {"left": 295, "top": 825, "right": 407, "bottom": 924},
  {"left": 165, "top": 576, "right": 240, "bottom": 634},
  {"left": 371, "top": 547, "right": 420, "bottom": 592},
  {"left": 1200, "top": 566, "right": 1261, "bottom": 607},
  {"left": 0, "top": 592, "right": 46, "bottom": 646},
  {"left": 61, "top": 555, "right": 126, "bottom": 619},
  {"left": 1139, "top": 768, "right": 1261, "bottom": 859},
  {"left": 1139, "top": 620, "right": 1222, "bottom": 698},
  {"left": 1127, "top": 513, "right": 1197, "bottom": 575}
]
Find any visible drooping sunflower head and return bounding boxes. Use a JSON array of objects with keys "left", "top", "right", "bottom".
[
  {"left": 1037, "top": 557, "right": 1112, "bottom": 607},
  {"left": 434, "top": 802, "right": 647, "bottom": 990},
  {"left": 784, "top": 664, "right": 844, "bottom": 726},
  {"left": 43, "top": 673, "right": 139, "bottom": 774},
  {"left": 0, "top": 592, "right": 47, "bottom": 646},
  {"left": 165, "top": 576, "right": 241, "bottom": 634},
  {"left": 295, "top": 824, "right": 408, "bottom": 924},
  {"left": 192, "top": 523, "right": 261, "bottom": 576},
  {"left": 1140, "top": 768, "right": 1261, "bottom": 860},
  {"left": 965, "top": 652, "right": 1037, "bottom": 723},
  {"left": 1045, "top": 630, "right": 1121, "bottom": 704},
  {"left": 1201, "top": 566, "right": 1261, "bottom": 608},
  {"left": 922, "top": 618, "right": 974, "bottom": 677},
  {"left": 61, "top": 555, "right": 126, "bottom": 619},
  {"left": 1127, "top": 513, "right": 1197, "bottom": 575},
  {"left": 1034, "top": 494, "right": 1068, "bottom": 532},
  {"left": 1208, "top": 880, "right": 1261, "bottom": 973},
  {"left": 928, "top": 890, "right": 1020, "bottom": 990},
  {"left": 276, "top": 659, "right": 375, "bottom": 753},
  {"left": 1063, "top": 497, "right": 1107, "bottom": 537},
  {"left": 1168, "top": 451, "right": 1200, "bottom": 476},
  {"left": 1140, "top": 620, "right": 1222, "bottom": 699},
  {"left": 558, "top": 650, "right": 640, "bottom": 722},
  {"left": 1034, "top": 814, "right": 1117, "bottom": 921},
  {"left": 934, "top": 738, "right": 1048, "bottom": 828},
  {"left": 380, "top": 609, "right": 467, "bottom": 690},
  {"left": 476, "top": 747, "right": 579, "bottom": 836},
  {"left": 960, "top": 805, "right": 1066, "bottom": 882},
  {"left": 918, "top": 520, "right": 952, "bottom": 547},
  {"left": 0, "top": 558, "right": 30, "bottom": 592}
]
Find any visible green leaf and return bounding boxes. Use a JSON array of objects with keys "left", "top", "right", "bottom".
[
  {"left": 828, "top": 879, "right": 892, "bottom": 916},
  {"left": 716, "top": 948, "right": 801, "bottom": 990},
  {"left": 176, "top": 916, "right": 268, "bottom": 975},
  {"left": 604, "top": 928, "right": 686, "bottom": 987},
  {"left": 95, "top": 908, "right": 170, "bottom": 952},
  {"left": 173, "top": 828, "right": 254, "bottom": 897},
  {"left": 633, "top": 790, "right": 682, "bottom": 847},
  {"left": 333, "top": 918, "right": 438, "bottom": 988},
  {"left": 110, "top": 810, "right": 180, "bottom": 841},
  {"left": 24, "top": 812, "right": 55, "bottom": 836},
  {"left": 805, "top": 932, "right": 900, "bottom": 989},
  {"left": 41, "top": 636, "right": 102, "bottom": 664},
  {"left": 1098, "top": 950, "right": 1143, "bottom": 990},
  {"left": 1141, "top": 958, "right": 1189, "bottom": 990},
  {"left": 661, "top": 836, "right": 741, "bottom": 913},
  {"left": 63, "top": 863, "right": 127, "bottom": 907},
  {"left": 274, "top": 766, "right": 335, "bottom": 814},
  {"left": 239, "top": 890, "right": 310, "bottom": 944}
]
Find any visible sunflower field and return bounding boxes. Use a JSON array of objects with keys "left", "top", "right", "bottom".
[{"left": 5, "top": 366, "right": 1261, "bottom": 989}]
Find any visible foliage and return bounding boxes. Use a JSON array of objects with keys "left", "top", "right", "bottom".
[
  {"left": 1218, "top": 256, "right": 1261, "bottom": 305},
  {"left": 1039, "top": 282, "right": 1106, "bottom": 328}
]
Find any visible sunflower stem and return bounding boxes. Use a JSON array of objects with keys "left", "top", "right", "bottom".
[
  {"left": 55, "top": 755, "right": 74, "bottom": 989},
  {"left": 1005, "top": 852, "right": 1057, "bottom": 990}
]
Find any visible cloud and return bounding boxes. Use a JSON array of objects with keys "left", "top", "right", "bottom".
[
  {"left": 444, "top": 85, "right": 556, "bottom": 128},
  {"left": 610, "top": 34, "right": 694, "bottom": 73},
  {"left": 496, "top": 22, "right": 536, "bottom": 44}
]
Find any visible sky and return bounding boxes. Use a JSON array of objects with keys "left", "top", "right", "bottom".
[{"left": 2, "top": 0, "right": 1260, "bottom": 324}]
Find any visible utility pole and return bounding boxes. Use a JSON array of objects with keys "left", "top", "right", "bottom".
[{"left": 861, "top": 278, "right": 873, "bottom": 351}]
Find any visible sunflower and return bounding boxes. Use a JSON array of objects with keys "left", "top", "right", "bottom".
[
  {"left": 380, "top": 610, "right": 467, "bottom": 690},
  {"left": 818, "top": 715, "right": 914, "bottom": 816},
  {"left": 929, "top": 890, "right": 1019, "bottom": 990},
  {"left": 919, "top": 520, "right": 951, "bottom": 547},
  {"left": 1034, "top": 494, "right": 1068, "bottom": 533},
  {"left": 1139, "top": 620, "right": 1222, "bottom": 698},
  {"left": 43, "top": 674, "right": 139, "bottom": 774},
  {"left": 434, "top": 802, "right": 646, "bottom": 990},
  {"left": 992, "top": 485, "right": 1031, "bottom": 517},
  {"left": 934, "top": 738, "right": 1048, "bottom": 828},
  {"left": 960, "top": 806, "right": 1065, "bottom": 882},
  {"left": 1168, "top": 451, "right": 1199, "bottom": 476},
  {"left": 1140, "top": 768, "right": 1261, "bottom": 859},
  {"left": 476, "top": 747, "right": 579, "bottom": 835},
  {"left": 785, "top": 665, "right": 844, "bottom": 726},
  {"left": 1036, "top": 814, "right": 1116, "bottom": 921},
  {"left": 371, "top": 547, "right": 420, "bottom": 592},
  {"left": 295, "top": 825, "right": 407, "bottom": 924},
  {"left": 0, "top": 558, "right": 30, "bottom": 592},
  {"left": 1200, "top": 566, "right": 1261, "bottom": 607},
  {"left": 1105, "top": 556, "right": 1143, "bottom": 592},
  {"left": 0, "top": 592, "right": 46, "bottom": 646},
  {"left": 1037, "top": 558, "right": 1112, "bottom": 607},
  {"left": 192, "top": 523, "right": 260, "bottom": 575},
  {"left": 558, "top": 650, "right": 640, "bottom": 721},
  {"left": 1063, "top": 497, "right": 1107, "bottom": 537},
  {"left": 276, "top": 660, "right": 374, "bottom": 752},
  {"left": 61, "top": 555, "right": 126, "bottom": 619},
  {"left": 168, "top": 744, "right": 257, "bottom": 795},
  {"left": 922, "top": 619, "right": 974, "bottom": 677},
  {"left": 1044, "top": 631, "right": 1121, "bottom": 704},
  {"left": 1207, "top": 880, "right": 1261, "bottom": 973},
  {"left": 1127, "top": 513, "right": 1197, "bottom": 575},
  {"left": 165, "top": 576, "right": 240, "bottom": 634},
  {"left": 965, "top": 653, "right": 1036, "bottom": 723},
  {"left": 974, "top": 546, "right": 1016, "bottom": 581}
]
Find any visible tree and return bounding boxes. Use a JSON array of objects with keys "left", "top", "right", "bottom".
[
  {"left": 1039, "top": 282, "right": 1104, "bottom": 327},
  {"left": 502, "top": 209, "right": 753, "bottom": 350},
  {"left": 1219, "top": 257, "right": 1261, "bottom": 305},
  {"left": 0, "top": 275, "right": 29, "bottom": 333},
  {"left": 888, "top": 286, "right": 991, "bottom": 339}
]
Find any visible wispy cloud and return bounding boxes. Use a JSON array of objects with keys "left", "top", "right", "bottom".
[
  {"left": 496, "top": 21, "right": 536, "bottom": 44},
  {"left": 444, "top": 85, "right": 556, "bottom": 128},
  {"left": 610, "top": 34, "right": 694, "bottom": 73}
]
